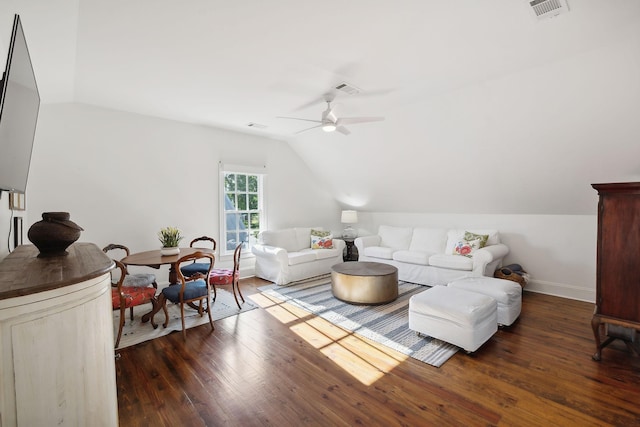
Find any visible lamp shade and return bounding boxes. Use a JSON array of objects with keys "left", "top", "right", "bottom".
[{"left": 341, "top": 210, "right": 358, "bottom": 224}]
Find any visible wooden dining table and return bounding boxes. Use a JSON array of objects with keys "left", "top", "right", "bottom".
[{"left": 121, "top": 247, "right": 215, "bottom": 322}]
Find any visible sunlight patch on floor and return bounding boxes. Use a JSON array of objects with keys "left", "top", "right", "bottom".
[
  {"left": 320, "top": 342, "right": 385, "bottom": 385},
  {"left": 250, "top": 292, "right": 313, "bottom": 324},
  {"left": 290, "top": 321, "right": 346, "bottom": 349},
  {"left": 253, "top": 292, "right": 408, "bottom": 386}
]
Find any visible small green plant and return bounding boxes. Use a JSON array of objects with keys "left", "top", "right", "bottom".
[{"left": 158, "top": 226, "right": 183, "bottom": 248}]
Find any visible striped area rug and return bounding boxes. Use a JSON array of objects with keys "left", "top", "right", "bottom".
[{"left": 259, "top": 280, "right": 458, "bottom": 367}]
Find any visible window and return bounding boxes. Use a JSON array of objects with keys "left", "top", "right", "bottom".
[{"left": 219, "top": 164, "right": 266, "bottom": 256}]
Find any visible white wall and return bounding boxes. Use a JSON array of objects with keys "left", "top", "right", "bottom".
[
  {"left": 0, "top": 195, "right": 23, "bottom": 257},
  {"left": 11, "top": 103, "right": 341, "bottom": 278},
  {"left": 355, "top": 212, "right": 597, "bottom": 303}
]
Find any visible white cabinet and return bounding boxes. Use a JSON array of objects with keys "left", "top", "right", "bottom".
[{"left": 0, "top": 243, "right": 117, "bottom": 426}]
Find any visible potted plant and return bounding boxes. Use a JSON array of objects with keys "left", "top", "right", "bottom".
[{"left": 158, "top": 226, "right": 183, "bottom": 256}]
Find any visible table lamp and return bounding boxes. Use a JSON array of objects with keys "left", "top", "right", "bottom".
[{"left": 341, "top": 210, "right": 358, "bottom": 239}]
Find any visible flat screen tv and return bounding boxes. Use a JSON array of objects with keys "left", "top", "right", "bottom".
[{"left": 0, "top": 14, "right": 40, "bottom": 194}]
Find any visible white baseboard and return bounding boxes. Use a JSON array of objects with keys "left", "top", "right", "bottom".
[
  {"left": 239, "top": 267, "right": 255, "bottom": 280},
  {"left": 525, "top": 279, "right": 595, "bottom": 303}
]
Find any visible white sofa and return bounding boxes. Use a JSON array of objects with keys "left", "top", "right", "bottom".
[
  {"left": 252, "top": 227, "right": 346, "bottom": 285},
  {"left": 355, "top": 225, "right": 509, "bottom": 286}
]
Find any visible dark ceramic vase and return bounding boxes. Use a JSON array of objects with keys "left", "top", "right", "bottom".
[{"left": 27, "top": 212, "right": 84, "bottom": 257}]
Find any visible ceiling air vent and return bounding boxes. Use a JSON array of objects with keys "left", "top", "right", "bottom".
[
  {"left": 335, "top": 82, "right": 361, "bottom": 95},
  {"left": 528, "top": 0, "right": 569, "bottom": 21}
]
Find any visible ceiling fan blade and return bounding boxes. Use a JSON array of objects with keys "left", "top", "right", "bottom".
[
  {"left": 293, "top": 96, "right": 326, "bottom": 112},
  {"left": 336, "top": 125, "right": 351, "bottom": 135},
  {"left": 336, "top": 117, "right": 385, "bottom": 126},
  {"left": 276, "top": 116, "right": 322, "bottom": 124},
  {"left": 294, "top": 124, "right": 323, "bottom": 135},
  {"left": 293, "top": 86, "right": 394, "bottom": 112},
  {"left": 294, "top": 92, "right": 337, "bottom": 112},
  {"left": 349, "top": 88, "right": 395, "bottom": 98}
]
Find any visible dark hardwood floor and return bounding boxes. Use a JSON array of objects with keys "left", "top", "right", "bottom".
[{"left": 116, "top": 278, "right": 640, "bottom": 426}]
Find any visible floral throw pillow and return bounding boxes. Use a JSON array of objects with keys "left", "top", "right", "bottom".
[
  {"left": 453, "top": 238, "right": 483, "bottom": 257},
  {"left": 310, "top": 229, "right": 333, "bottom": 249},
  {"left": 463, "top": 231, "right": 489, "bottom": 248}
]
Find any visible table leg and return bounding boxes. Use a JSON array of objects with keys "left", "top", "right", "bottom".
[
  {"left": 142, "top": 295, "right": 163, "bottom": 326},
  {"left": 169, "top": 264, "right": 178, "bottom": 284},
  {"left": 149, "top": 293, "right": 169, "bottom": 328},
  {"left": 141, "top": 263, "right": 178, "bottom": 322}
]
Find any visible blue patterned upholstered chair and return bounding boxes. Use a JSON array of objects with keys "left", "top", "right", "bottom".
[
  {"left": 179, "top": 236, "right": 217, "bottom": 277},
  {"left": 154, "top": 251, "right": 215, "bottom": 340}
]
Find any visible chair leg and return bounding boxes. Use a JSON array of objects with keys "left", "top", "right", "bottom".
[
  {"left": 197, "top": 300, "right": 204, "bottom": 316},
  {"left": 130, "top": 306, "right": 134, "bottom": 321},
  {"left": 180, "top": 302, "right": 186, "bottom": 340},
  {"left": 115, "top": 305, "right": 126, "bottom": 348},
  {"left": 206, "top": 297, "right": 215, "bottom": 332},
  {"left": 235, "top": 279, "right": 245, "bottom": 303},
  {"left": 236, "top": 281, "right": 245, "bottom": 303},
  {"left": 231, "top": 283, "right": 241, "bottom": 309}
]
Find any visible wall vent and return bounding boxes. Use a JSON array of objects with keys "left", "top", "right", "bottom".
[
  {"left": 335, "top": 82, "right": 361, "bottom": 95},
  {"left": 528, "top": 0, "right": 569, "bottom": 21},
  {"left": 246, "top": 122, "right": 267, "bottom": 129}
]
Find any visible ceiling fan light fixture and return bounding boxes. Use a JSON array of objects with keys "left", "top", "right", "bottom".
[{"left": 278, "top": 97, "right": 384, "bottom": 135}]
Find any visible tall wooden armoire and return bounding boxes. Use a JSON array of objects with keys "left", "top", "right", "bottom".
[{"left": 591, "top": 182, "right": 640, "bottom": 361}]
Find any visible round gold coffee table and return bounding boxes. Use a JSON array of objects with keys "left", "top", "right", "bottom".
[{"left": 331, "top": 262, "right": 399, "bottom": 305}]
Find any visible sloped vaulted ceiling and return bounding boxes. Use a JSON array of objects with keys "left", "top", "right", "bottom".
[{"left": 3, "top": 0, "right": 640, "bottom": 214}]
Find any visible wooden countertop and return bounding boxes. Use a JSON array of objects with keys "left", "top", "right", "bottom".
[{"left": 0, "top": 242, "right": 115, "bottom": 300}]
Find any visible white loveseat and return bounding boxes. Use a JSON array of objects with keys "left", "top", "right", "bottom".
[
  {"left": 355, "top": 225, "right": 509, "bottom": 286},
  {"left": 252, "top": 227, "right": 346, "bottom": 285}
]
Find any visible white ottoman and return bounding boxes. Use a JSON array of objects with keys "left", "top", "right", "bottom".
[
  {"left": 448, "top": 277, "right": 522, "bottom": 326},
  {"left": 408, "top": 286, "right": 497, "bottom": 353}
]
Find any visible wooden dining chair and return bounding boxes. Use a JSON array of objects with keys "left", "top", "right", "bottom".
[
  {"left": 208, "top": 243, "right": 244, "bottom": 309},
  {"left": 103, "top": 243, "right": 158, "bottom": 321},
  {"left": 179, "top": 236, "right": 217, "bottom": 277},
  {"left": 111, "top": 260, "right": 158, "bottom": 348},
  {"left": 154, "top": 251, "right": 215, "bottom": 340}
]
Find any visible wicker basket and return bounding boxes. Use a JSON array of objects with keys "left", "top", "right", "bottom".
[{"left": 494, "top": 268, "right": 526, "bottom": 287}]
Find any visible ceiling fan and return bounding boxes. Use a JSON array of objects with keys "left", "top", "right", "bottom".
[{"left": 277, "top": 95, "right": 384, "bottom": 135}]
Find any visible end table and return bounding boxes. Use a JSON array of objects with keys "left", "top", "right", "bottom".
[{"left": 342, "top": 237, "right": 358, "bottom": 262}]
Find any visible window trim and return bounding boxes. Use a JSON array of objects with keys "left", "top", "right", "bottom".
[{"left": 218, "top": 162, "right": 267, "bottom": 258}]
